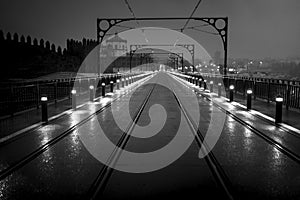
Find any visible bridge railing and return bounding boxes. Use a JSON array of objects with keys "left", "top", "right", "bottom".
[
  {"left": 186, "top": 73, "right": 300, "bottom": 110},
  {"left": 0, "top": 73, "right": 141, "bottom": 118}
]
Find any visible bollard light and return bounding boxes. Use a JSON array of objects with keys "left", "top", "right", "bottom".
[
  {"left": 117, "top": 79, "right": 120, "bottom": 90},
  {"left": 121, "top": 78, "right": 125, "bottom": 88},
  {"left": 204, "top": 80, "right": 207, "bottom": 90},
  {"left": 199, "top": 78, "right": 203, "bottom": 88},
  {"left": 246, "top": 89, "right": 253, "bottom": 110},
  {"left": 275, "top": 95, "right": 283, "bottom": 124},
  {"left": 210, "top": 81, "right": 214, "bottom": 93},
  {"left": 101, "top": 83, "right": 106, "bottom": 97},
  {"left": 218, "top": 83, "right": 222, "bottom": 97},
  {"left": 89, "top": 85, "right": 94, "bottom": 102},
  {"left": 110, "top": 81, "right": 114, "bottom": 93},
  {"left": 71, "top": 89, "right": 77, "bottom": 110},
  {"left": 41, "top": 96, "right": 48, "bottom": 122},
  {"left": 229, "top": 85, "right": 234, "bottom": 102}
]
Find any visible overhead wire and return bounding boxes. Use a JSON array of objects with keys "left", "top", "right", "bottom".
[{"left": 181, "top": 0, "right": 203, "bottom": 32}]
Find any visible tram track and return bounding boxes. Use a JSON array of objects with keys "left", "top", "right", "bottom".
[
  {"left": 0, "top": 74, "right": 154, "bottom": 181},
  {"left": 90, "top": 73, "right": 234, "bottom": 200},
  {"left": 87, "top": 77, "right": 157, "bottom": 199},
  {"left": 172, "top": 73, "right": 300, "bottom": 165},
  {"left": 166, "top": 74, "right": 235, "bottom": 200}
]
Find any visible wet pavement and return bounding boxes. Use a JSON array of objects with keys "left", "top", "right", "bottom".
[{"left": 0, "top": 71, "right": 300, "bottom": 199}]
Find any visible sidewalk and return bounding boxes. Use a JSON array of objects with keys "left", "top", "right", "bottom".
[
  {"left": 0, "top": 73, "right": 153, "bottom": 142},
  {"left": 0, "top": 86, "right": 107, "bottom": 139},
  {"left": 232, "top": 93, "right": 300, "bottom": 130}
]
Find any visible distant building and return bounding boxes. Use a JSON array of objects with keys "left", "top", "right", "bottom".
[{"left": 101, "top": 34, "right": 127, "bottom": 58}]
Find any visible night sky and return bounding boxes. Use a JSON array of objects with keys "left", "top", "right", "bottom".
[{"left": 0, "top": 0, "right": 299, "bottom": 59}]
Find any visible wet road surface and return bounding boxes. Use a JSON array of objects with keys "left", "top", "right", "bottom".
[{"left": 0, "top": 71, "right": 300, "bottom": 199}]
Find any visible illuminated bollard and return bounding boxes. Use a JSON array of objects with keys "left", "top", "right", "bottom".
[
  {"left": 116, "top": 79, "right": 120, "bottom": 90},
  {"left": 71, "top": 89, "right": 77, "bottom": 110},
  {"left": 275, "top": 95, "right": 283, "bottom": 124},
  {"left": 204, "top": 80, "right": 207, "bottom": 90},
  {"left": 89, "top": 85, "right": 94, "bottom": 102},
  {"left": 229, "top": 85, "right": 234, "bottom": 102},
  {"left": 110, "top": 81, "right": 114, "bottom": 93},
  {"left": 121, "top": 78, "right": 125, "bottom": 88},
  {"left": 41, "top": 96, "right": 48, "bottom": 122},
  {"left": 218, "top": 83, "right": 222, "bottom": 97},
  {"left": 246, "top": 89, "right": 253, "bottom": 110},
  {"left": 101, "top": 83, "right": 106, "bottom": 97},
  {"left": 210, "top": 81, "right": 214, "bottom": 93},
  {"left": 199, "top": 78, "right": 203, "bottom": 88}
]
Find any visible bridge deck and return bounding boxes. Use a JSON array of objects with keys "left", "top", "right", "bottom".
[{"left": 0, "top": 72, "right": 300, "bottom": 199}]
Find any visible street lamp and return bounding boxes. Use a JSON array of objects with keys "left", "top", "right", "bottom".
[{"left": 229, "top": 85, "right": 234, "bottom": 102}]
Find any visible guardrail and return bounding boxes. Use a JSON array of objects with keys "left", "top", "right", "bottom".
[
  {"left": 0, "top": 73, "right": 141, "bottom": 117},
  {"left": 186, "top": 73, "right": 300, "bottom": 110}
]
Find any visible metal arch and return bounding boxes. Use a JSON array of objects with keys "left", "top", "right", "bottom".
[
  {"left": 135, "top": 52, "right": 184, "bottom": 71},
  {"left": 129, "top": 44, "right": 194, "bottom": 66},
  {"left": 97, "top": 17, "right": 228, "bottom": 75},
  {"left": 128, "top": 45, "right": 185, "bottom": 72}
]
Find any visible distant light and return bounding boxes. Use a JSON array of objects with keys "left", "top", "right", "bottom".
[
  {"left": 210, "top": 81, "right": 213, "bottom": 84},
  {"left": 110, "top": 81, "right": 113, "bottom": 84},
  {"left": 41, "top": 97, "right": 48, "bottom": 101},
  {"left": 89, "top": 85, "right": 94, "bottom": 90},
  {"left": 229, "top": 85, "right": 235, "bottom": 90},
  {"left": 276, "top": 97, "right": 283, "bottom": 102},
  {"left": 121, "top": 78, "right": 124, "bottom": 81},
  {"left": 71, "top": 89, "right": 76, "bottom": 94},
  {"left": 247, "top": 89, "right": 253, "bottom": 94},
  {"left": 101, "top": 83, "right": 105, "bottom": 86},
  {"left": 218, "top": 83, "right": 222, "bottom": 86},
  {"left": 228, "top": 68, "right": 234, "bottom": 72},
  {"left": 117, "top": 79, "right": 120, "bottom": 83},
  {"left": 204, "top": 80, "right": 207, "bottom": 82}
]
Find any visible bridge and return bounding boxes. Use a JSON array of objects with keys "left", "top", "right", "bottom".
[
  {"left": 0, "top": 69, "right": 300, "bottom": 199},
  {"left": 1, "top": 3, "right": 300, "bottom": 198}
]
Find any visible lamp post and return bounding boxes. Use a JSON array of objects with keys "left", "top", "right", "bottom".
[
  {"left": 246, "top": 89, "right": 252, "bottom": 110},
  {"left": 204, "top": 80, "right": 207, "bottom": 90},
  {"left": 71, "top": 89, "right": 77, "bottom": 110},
  {"left": 41, "top": 96, "right": 48, "bottom": 122},
  {"left": 229, "top": 85, "right": 234, "bottom": 102},
  {"left": 275, "top": 95, "right": 283, "bottom": 124},
  {"left": 110, "top": 81, "right": 114, "bottom": 93},
  {"left": 121, "top": 78, "right": 125, "bottom": 88},
  {"left": 218, "top": 83, "right": 222, "bottom": 97},
  {"left": 116, "top": 79, "right": 120, "bottom": 90},
  {"left": 89, "top": 85, "right": 94, "bottom": 102},
  {"left": 101, "top": 83, "right": 106, "bottom": 97},
  {"left": 210, "top": 81, "right": 214, "bottom": 93},
  {"left": 199, "top": 78, "right": 203, "bottom": 88}
]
